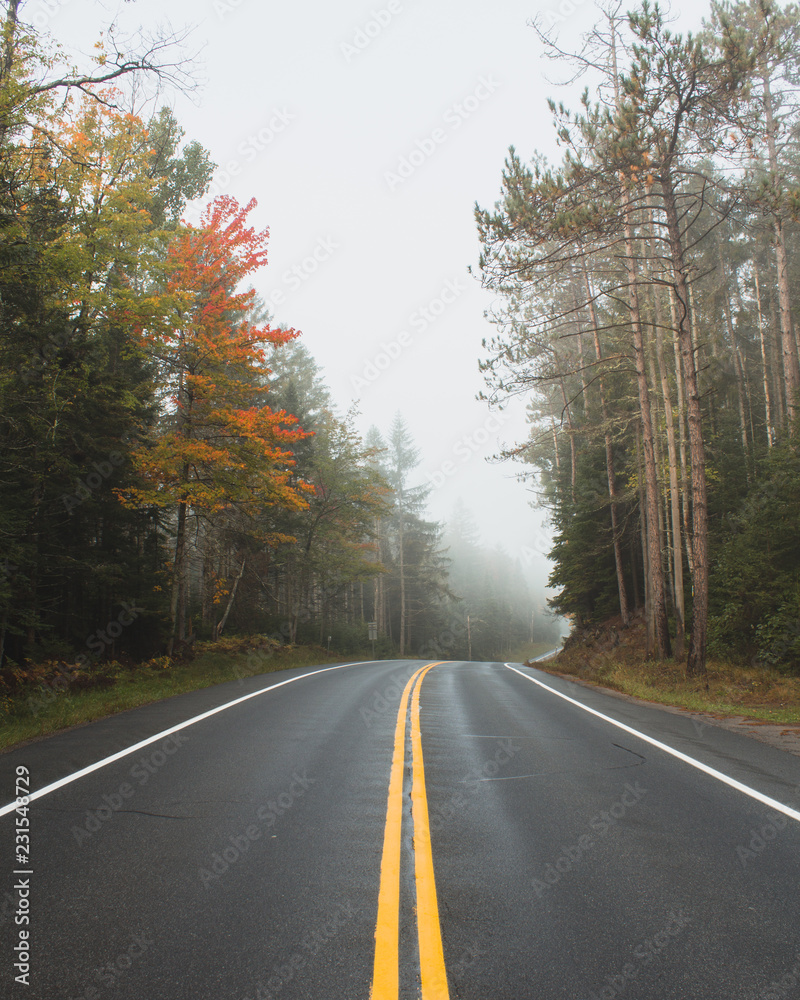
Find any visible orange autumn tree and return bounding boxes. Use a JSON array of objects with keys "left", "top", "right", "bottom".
[{"left": 121, "top": 195, "right": 311, "bottom": 654}]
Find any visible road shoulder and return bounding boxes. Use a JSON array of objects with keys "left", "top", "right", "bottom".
[{"left": 536, "top": 664, "right": 800, "bottom": 758}]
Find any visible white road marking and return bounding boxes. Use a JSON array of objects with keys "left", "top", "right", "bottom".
[
  {"left": 505, "top": 663, "right": 800, "bottom": 824},
  {"left": 0, "top": 661, "right": 375, "bottom": 817}
]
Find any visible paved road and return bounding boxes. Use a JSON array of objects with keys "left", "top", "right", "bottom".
[{"left": 1, "top": 659, "right": 799, "bottom": 999}]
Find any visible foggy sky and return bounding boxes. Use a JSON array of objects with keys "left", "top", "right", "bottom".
[{"left": 35, "top": 0, "right": 709, "bottom": 595}]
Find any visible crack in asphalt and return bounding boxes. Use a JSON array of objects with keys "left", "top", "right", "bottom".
[
  {"left": 612, "top": 742, "right": 647, "bottom": 762},
  {"left": 467, "top": 758, "right": 646, "bottom": 782}
]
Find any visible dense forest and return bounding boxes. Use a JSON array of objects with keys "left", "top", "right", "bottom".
[
  {"left": 0, "top": 1, "right": 555, "bottom": 679},
  {"left": 477, "top": 0, "right": 800, "bottom": 675}
]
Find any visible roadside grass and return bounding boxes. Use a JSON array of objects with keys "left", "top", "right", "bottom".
[
  {"left": 0, "top": 638, "right": 351, "bottom": 752},
  {"left": 538, "top": 622, "right": 800, "bottom": 724}
]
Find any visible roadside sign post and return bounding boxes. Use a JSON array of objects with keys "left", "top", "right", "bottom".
[{"left": 368, "top": 622, "right": 378, "bottom": 660}]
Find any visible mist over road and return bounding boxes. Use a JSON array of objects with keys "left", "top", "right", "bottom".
[{"left": 1, "top": 659, "right": 799, "bottom": 999}]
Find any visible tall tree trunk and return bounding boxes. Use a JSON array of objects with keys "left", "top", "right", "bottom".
[
  {"left": 648, "top": 355, "right": 668, "bottom": 596},
  {"left": 374, "top": 518, "right": 387, "bottom": 635},
  {"left": 200, "top": 529, "right": 211, "bottom": 627},
  {"left": 730, "top": 323, "right": 752, "bottom": 476},
  {"left": 216, "top": 556, "right": 246, "bottom": 638},
  {"left": 559, "top": 377, "right": 577, "bottom": 502},
  {"left": 652, "top": 278, "right": 685, "bottom": 657},
  {"left": 762, "top": 61, "right": 800, "bottom": 433},
  {"left": 738, "top": 339, "right": 756, "bottom": 467},
  {"left": 630, "top": 534, "right": 641, "bottom": 610},
  {"left": 719, "top": 254, "right": 752, "bottom": 477},
  {"left": 754, "top": 267, "right": 774, "bottom": 447},
  {"left": 635, "top": 429, "right": 654, "bottom": 652},
  {"left": 583, "top": 267, "right": 630, "bottom": 627},
  {"left": 168, "top": 488, "right": 189, "bottom": 657},
  {"left": 397, "top": 507, "right": 406, "bottom": 657},
  {"left": 608, "top": 18, "right": 668, "bottom": 654},
  {"left": 768, "top": 289, "right": 785, "bottom": 429},
  {"left": 661, "top": 168, "right": 708, "bottom": 677},
  {"left": 373, "top": 517, "right": 384, "bottom": 632},
  {"left": 0, "top": 0, "right": 20, "bottom": 94},
  {"left": 670, "top": 290, "right": 694, "bottom": 583},
  {"left": 774, "top": 214, "right": 799, "bottom": 430},
  {"left": 551, "top": 416, "right": 561, "bottom": 472},
  {"left": 622, "top": 180, "right": 671, "bottom": 659}
]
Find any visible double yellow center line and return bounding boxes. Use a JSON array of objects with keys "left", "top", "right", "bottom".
[{"left": 370, "top": 663, "right": 450, "bottom": 1000}]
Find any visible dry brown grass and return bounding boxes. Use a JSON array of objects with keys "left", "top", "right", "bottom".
[{"left": 533, "top": 615, "right": 800, "bottom": 724}]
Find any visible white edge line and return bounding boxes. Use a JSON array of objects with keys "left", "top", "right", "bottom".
[
  {"left": 504, "top": 663, "right": 800, "bottom": 825},
  {"left": 0, "top": 660, "right": 375, "bottom": 818}
]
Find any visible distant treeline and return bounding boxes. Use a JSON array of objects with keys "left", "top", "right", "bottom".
[{"left": 0, "top": 3, "right": 554, "bottom": 671}]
